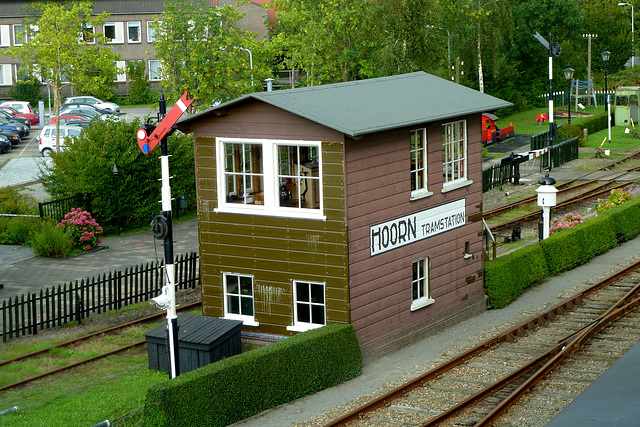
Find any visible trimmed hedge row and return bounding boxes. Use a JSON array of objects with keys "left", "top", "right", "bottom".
[
  {"left": 485, "top": 195, "right": 640, "bottom": 308},
  {"left": 142, "top": 323, "right": 362, "bottom": 427}
]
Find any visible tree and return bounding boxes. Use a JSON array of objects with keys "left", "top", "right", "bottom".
[
  {"left": 152, "top": 0, "right": 269, "bottom": 111},
  {"left": 267, "top": 0, "right": 377, "bottom": 85},
  {"left": 7, "top": 1, "right": 119, "bottom": 151}
]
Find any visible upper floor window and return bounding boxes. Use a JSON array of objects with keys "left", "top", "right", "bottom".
[
  {"left": 80, "top": 23, "right": 94, "bottom": 44},
  {"left": 147, "top": 21, "right": 160, "bottom": 43},
  {"left": 216, "top": 138, "right": 324, "bottom": 220},
  {"left": 104, "top": 22, "right": 124, "bottom": 44},
  {"left": 288, "top": 280, "right": 326, "bottom": 332},
  {"left": 223, "top": 273, "right": 258, "bottom": 326},
  {"left": 411, "top": 257, "right": 434, "bottom": 311},
  {"left": 0, "top": 25, "right": 9, "bottom": 47},
  {"left": 127, "top": 21, "right": 141, "bottom": 43},
  {"left": 12, "top": 24, "right": 25, "bottom": 46},
  {"left": 442, "top": 120, "right": 467, "bottom": 188},
  {"left": 410, "top": 128, "right": 428, "bottom": 199}
]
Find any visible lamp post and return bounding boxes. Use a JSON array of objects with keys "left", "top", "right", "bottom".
[
  {"left": 563, "top": 65, "right": 575, "bottom": 125},
  {"left": 602, "top": 50, "right": 611, "bottom": 143},
  {"left": 234, "top": 46, "right": 253, "bottom": 86},
  {"left": 112, "top": 163, "right": 120, "bottom": 231},
  {"left": 425, "top": 25, "right": 451, "bottom": 79},
  {"left": 618, "top": 2, "right": 635, "bottom": 67}
]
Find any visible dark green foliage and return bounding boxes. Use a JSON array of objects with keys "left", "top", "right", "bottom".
[
  {"left": 142, "top": 323, "right": 362, "bottom": 427},
  {"left": 557, "top": 124, "right": 584, "bottom": 144},
  {"left": 484, "top": 196, "right": 640, "bottom": 308},
  {"left": 0, "top": 217, "right": 42, "bottom": 245},
  {"left": 126, "top": 60, "right": 154, "bottom": 105},
  {"left": 0, "top": 186, "right": 38, "bottom": 215},
  {"left": 39, "top": 120, "right": 196, "bottom": 230},
  {"left": 30, "top": 222, "right": 73, "bottom": 258},
  {"left": 8, "top": 76, "right": 42, "bottom": 106}
]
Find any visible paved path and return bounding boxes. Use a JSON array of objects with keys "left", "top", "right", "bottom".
[{"left": 0, "top": 157, "right": 51, "bottom": 187}]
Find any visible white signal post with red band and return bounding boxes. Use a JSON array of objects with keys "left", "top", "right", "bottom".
[{"left": 138, "top": 91, "right": 193, "bottom": 379}]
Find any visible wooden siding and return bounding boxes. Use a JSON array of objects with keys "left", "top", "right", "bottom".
[
  {"left": 193, "top": 103, "right": 350, "bottom": 336},
  {"left": 345, "top": 115, "right": 486, "bottom": 353}
]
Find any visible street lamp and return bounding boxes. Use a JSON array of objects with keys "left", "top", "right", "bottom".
[
  {"left": 425, "top": 25, "right": 451, "bottom": 79},
  {"left": 234, "top": 46, "right": 253, "bottom": 87},
  {"left": 602, "top": 50, "right": 611, "bottom": 143},
  {"left": 563, "top": 65, "right": 575, "bottom": 125},
  {"left": 112, "top": 163, "right": 120, "bottom": 230},
  {"left": 619, "top": 2, "right": 635, "bottom": 68}
]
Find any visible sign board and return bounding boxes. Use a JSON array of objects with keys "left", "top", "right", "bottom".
[{"left": 369, "top": 199, "right": 466, "bottom": 257}]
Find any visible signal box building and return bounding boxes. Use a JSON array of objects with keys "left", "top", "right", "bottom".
[{"left": 177, "top": 72, "right": 512, "bottom": 358}]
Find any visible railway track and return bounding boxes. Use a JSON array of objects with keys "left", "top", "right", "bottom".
[
  {"left": 325, "top": 260, "right": 640, "bottom": 426},
  {"left": 0, "top": 301, "right": 202, "bottom": 392}
]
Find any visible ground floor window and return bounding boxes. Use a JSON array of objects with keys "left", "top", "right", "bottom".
[
  {"left": 287, "top": 280, "right": 326, "bottom": 332},
  {"left": 223, "top": 273, "right": 258, "bottom": 326},
  {"left": 411, "top": 257, "right": 434, "bottom": 311}
]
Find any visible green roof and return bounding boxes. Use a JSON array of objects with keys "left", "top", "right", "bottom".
[{"left": 179, "top": 72, "right": 513, "bottom": 137}]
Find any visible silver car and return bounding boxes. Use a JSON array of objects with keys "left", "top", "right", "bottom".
[{"left": 38, "top": 124, "right": 83, "bottom": 156}]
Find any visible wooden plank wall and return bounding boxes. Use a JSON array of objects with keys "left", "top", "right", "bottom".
[
  {"left": 344, "top": 115, "right": 486, "bottom": 353},
  {"left": 193, "top": 103, "right": 351, "bottom": 336}
]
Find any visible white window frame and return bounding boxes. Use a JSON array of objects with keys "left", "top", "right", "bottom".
[
  {"left": 0, "top": 25, "right": 9, "bottom": 47},
  {"left": 12, "top": 24, "right": 25, "bottom": 46},
  {"left": 104, "top": 22, "right": 124, "bottom": 44},
  {"left": 411, "top": 257, "right": 434, "bottom": 311},
  {"left": 79, "top": 23, "right": 95, "bottom": 44},
  {"left": 148, "top": 60, "right": 162, "bottom": 81},
  {"left": 127, "top": 21, "right": 141, "bottom": 43},
  {"left": 222, "top": 272, "right": 259, "bottom": 326},
  {"left": 0, "top": 65, "right": 13, "bottom": 86},
  {"left": 215, "top": 137, "right": 325, "bottom": 220},
  {"left": 287, "top": 280, "right": 326, "bottom": 332},
  {"left": 442, "top": 119, "right": 469, "bottom": 191},
  {"left": 147, "top": 20, "right": 160, "bottom": 43},
  {"left": 410, "top": 128, "right": 431, "bottom": 200},
  {"left": 114, "top": 60, "right": 126, "bottom": 82}
]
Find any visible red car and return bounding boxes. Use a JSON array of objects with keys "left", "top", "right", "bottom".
[
  {"left": 48, "top": 114, "right": 90, "bottom": 125},
  {"left": 0, "top": 105, "right": 39, "bottom": 126}
]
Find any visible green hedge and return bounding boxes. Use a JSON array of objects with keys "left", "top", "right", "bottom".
[
  {"left": 485, "top": 196, "right": 640, "bottom": 308},
  {"left": 142, "top": 323, "right": 362, "bottom": 427}
]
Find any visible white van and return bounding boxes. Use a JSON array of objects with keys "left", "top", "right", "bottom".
[{"left": 38, "top": 124, "right": 83, "bottom": 156}]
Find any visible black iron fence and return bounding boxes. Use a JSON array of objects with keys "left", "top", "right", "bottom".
[
  {"left": 1, "top": 252, "right": 199, "bottom": 342},
  {"left": 38, "top": 195, "right": 87, "bottom": 222},
  {"left": 549, "top": 137, "right": 579, "bottom": 168}
]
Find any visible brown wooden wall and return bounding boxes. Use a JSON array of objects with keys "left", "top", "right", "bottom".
[
  {"left": 344, "top": 114, "right": 486, "bottom": 353},
  {"left": 192, "top": 102, "right": 351, "bottom": 336}
]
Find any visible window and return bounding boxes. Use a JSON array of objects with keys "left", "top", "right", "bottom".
[
  {"left": 149, "top": 60, "right": 162, "bottom": 80},
  {"left": 223, "top": 273, "right": 258, "bottom": 325},
  {"left": 216, "top": 138, "right": 323, "bottom": 219},
  {"left": 411, "top": 257, "right": 433, "bottom": 311},
  {"left": 127, "top": 21, "right": 141, "bottom": 43},
  {"left": 80, "top": 23, "right": 94, "bottom": 44},
  {"left": 410, "top": 128, "right": 429, "bottom": 199},
  {"left": 12, "top": 24, "right": 25, "bottom": 46},
  {"left": 0, "top": 25, "right": 9, "bottom": 47},
  {"left": 114, "top": 61, "right": 126, "bottom": 82},
  {"left": 0, "top": 65, "right": 12, "bottom": 86},
  {"left": 147, "top": 20, "right": 160, "bottom": 42},
  {"left": 442, "top": 120, "right": 467, "bottom": 188},
  {"left": 288, "top": 281, "right": 326, "bottom": 332},
  {"left": 104, "top": 22, "right": 124, "bottom": 43}
]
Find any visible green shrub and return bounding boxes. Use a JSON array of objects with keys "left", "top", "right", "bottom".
[
  {"left": 8, "top": 76, "right": 42, "bottom": 106},
  {"left": 0, "top": 216, "right": 41, "bottom": 245},
  {"left": 30, "top": 222, "right": 73, "bottom": 258},
  {"left": 143, "top": 323, "right": 362, "bottom": 427},
  {"left": 126, "top": 60, "right": 154, "bottom": 105},
  {"left": 0, "top": 186, "right": 38, "bottom": 215}
]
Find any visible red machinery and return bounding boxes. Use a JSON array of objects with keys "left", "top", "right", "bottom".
[{"left": 482, "top": 113, "right": 515, "bottom": 146}]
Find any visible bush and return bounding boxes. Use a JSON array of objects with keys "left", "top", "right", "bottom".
[
  {"left": 57, "top": 208, "right": 103, "bottom": 251},
  {"left": 39, "top": 119, "right": 196, "bottom": 230},
  {"left": 31, "top": 222, "right": 73, "bottom": 258},
  {"left": 8, "top": 76, "right": 42, "bottom": 106},
  {"left": 0, "top": 216, "right": 41, "bottom": 245},
  {"left": 143, "top": 323, "right": 362, "bottom": 426},
  {"left": 0, "top": 186, "right": 38, "bottom": 215},
  {"left": 127, "top": 60, "right": 154, "bottom": 105}
]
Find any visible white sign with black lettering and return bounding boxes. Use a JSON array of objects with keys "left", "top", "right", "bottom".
[{"left": 369, "top": 199, "right": 466, "bottom": 256}]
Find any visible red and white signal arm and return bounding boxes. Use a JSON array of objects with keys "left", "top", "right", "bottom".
[{"left": 137, "top": 91, "right": 194, "bottom": 155}]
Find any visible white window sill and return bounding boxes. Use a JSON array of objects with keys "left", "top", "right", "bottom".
[
  {"left": 224, "top": 314, "right": 259, "bottom": 327},
  {"left": 441, "top": 179, "right": 473, "bottom": 193},
  {"left": 215, "top": 206, "right": 327, "bottom": 221},
  {"left": 287, "top": 323, "right": 325, "bottom": 332},
  {"left": 411, "top": 298, "right": 435, "bottom": 311},
  {"left": 410, "top": 190, "right": 434, "bottom": 201}
]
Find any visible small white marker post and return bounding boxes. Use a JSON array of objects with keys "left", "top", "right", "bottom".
[{"left": 536, "top": 174, "right": 557, "bottom": 239}]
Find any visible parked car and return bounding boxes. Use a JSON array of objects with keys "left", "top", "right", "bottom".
[
  {"left": 59, "top": 106, "right": 117, "bottom": 121},
  {"left": 0, "top": 130, "right": 20, "bottom": 146},
  {"left": 0, "top": 105, "right": 39, "bottom": 125},
  {"left": 63, "top": 96, "right": 120, "bottom": 112},
  {"left": 0, "top": 109, "right": 30, "bottom": 128},
  {"left": 48, "top": 114, "right": 91, "bottom": 125},
  {"left": 0, "top": 101, "right": 38, "bottom": 116},
  {"left": 38, "top": 124, "right": 84, "bottom": 156},
  {"left": 0, "top": 116, "right": 29, "bottom": 138},
  {"left": 0, "top": 134, "right": 11, "bottom": 154},
  {"left": 60, "top": 102, "right": 119, "bottom": 117}
]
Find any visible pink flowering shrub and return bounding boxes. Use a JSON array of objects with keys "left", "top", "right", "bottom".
[
  {"left": 57, "top": 207, "right": 103, "bottom": 251},
  {"left": 550, "top": 212, "right": 583, "bottom": 235}
]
